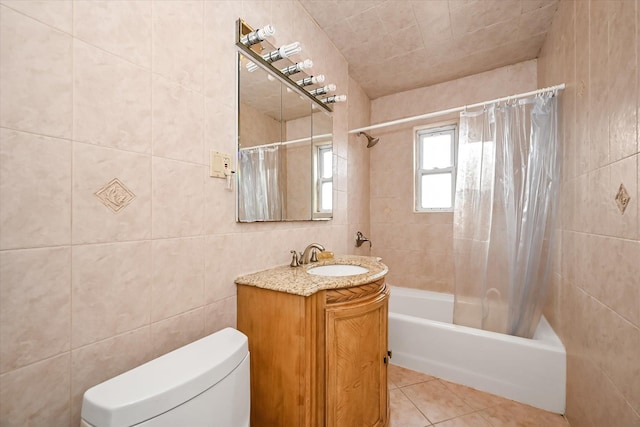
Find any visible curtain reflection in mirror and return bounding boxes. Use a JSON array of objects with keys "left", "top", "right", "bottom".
[{"left": 238, "top": 146, "right": 283, "bottom": 222}]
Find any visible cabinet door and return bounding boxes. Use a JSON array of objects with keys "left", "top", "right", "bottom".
[
  {"left": 325, "top": 292, "right": 388, "bottom": 427},
  {"left": 237, "top": 285, "right": 321, "bottom": 427}
]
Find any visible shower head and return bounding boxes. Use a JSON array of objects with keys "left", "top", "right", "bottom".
[{"left": 358, "top": 131, "right": 379, "bottom": 148}]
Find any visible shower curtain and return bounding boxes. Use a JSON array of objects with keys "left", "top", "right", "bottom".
[
  {"left": 453, "top": 94, "right": 560, "bottom": 339},
  {"left": 238, "top": 145, "right": 283, "bottom": 222}
]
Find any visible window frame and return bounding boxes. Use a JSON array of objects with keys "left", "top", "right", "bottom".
[
  {"left": 313, "top": 143, "right": 333, "bottom": 218},
  {"left": 414, "top": 123, "right": 458, "bottom": 212}
]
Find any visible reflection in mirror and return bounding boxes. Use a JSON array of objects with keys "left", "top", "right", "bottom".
[
  {"left": 236, "top": 47, "right": 333, "bottom": 222},
  {"left": 282, "top": 86, "right": 312, "bottom": 220},
  {"left": 312, "top": 111, "right": 333, "bottom": 219},
  {"left": 237, "top": 53, "right": 284, "bottom": 221}
]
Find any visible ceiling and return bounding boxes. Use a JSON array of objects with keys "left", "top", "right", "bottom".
[{"left": 299, "top": 0, "right": 559, "bottom": 99}]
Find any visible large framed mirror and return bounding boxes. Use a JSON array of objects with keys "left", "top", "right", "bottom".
[{"left": 236, "top": 19, "right": 333, "bottom": 222}]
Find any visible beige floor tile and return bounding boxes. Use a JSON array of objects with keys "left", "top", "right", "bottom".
[
  {"left": 439, "top": 379, "right": 511, "bottom": 410},
  {"left": 434, "top": 411, "right": 493, "bottom": 427},
  {"left": 389, "top": 377, "right": 399, "bottom": 390},
  {"left": 479, "top": 400, "right": 569, "bottom": 427},
  {"left": 389, "top": 389, "right": 431, "bottom": 427},
  {"left": 388, "top": 366, "right": 570, "bottom": 427},
  {"left": 402, "top": 379, "right": 474, "bottom": 424},
  {"left": 389, "top": 363, "right": 436, "bottom": 387}
]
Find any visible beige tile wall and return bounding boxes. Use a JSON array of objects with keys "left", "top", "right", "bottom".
[
  {"left": 284, "top": 115, "right": 312, "bottom": 220},
  {"left": 347, "top": 76, "right": 372, "bottom": 256},
  {"left": 0, "top": 1, "right": 361, "bottom": 425},
  {"left": 239, "top": 101, "right": 281, "bottom": 148},
  {"left": 369, "top": 61, "right": 537, "bottom": 292},
  {"left": 538, "top": 1, "right": 640, "bottom": 425}
]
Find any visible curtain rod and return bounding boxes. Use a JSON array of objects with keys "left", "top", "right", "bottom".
[
  {"left": 240, "top": 133, "right": 333, "bottom": 150},
  {"left": 348, "top": 83, "right": 565, "bottom": 134}
]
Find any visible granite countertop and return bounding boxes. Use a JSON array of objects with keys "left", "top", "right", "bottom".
[{"left": 234, "top": 255, "right": 388, "bottom": 297}]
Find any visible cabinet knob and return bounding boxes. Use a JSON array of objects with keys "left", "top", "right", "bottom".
[
  {"left": 387, "top": 350, "right": 392, "bottom": 359},
  {"left": 383, "top": 356, "right": 387, "bottom": 364}
]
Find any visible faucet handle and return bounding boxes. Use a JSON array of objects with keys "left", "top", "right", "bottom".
[
  {"left": 290, "top": 250, "right": 300, "bottom": 267},
  {"left": 310, "top": 249, "right": 318, "bottom": 263}
]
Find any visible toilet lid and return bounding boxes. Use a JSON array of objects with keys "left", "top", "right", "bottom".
[{"left": 81, "top": 328, "right": 248, "bottom": 427}]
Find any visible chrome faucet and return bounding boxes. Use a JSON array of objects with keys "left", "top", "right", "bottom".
[{"left": 300, "top": 243, "right": 325, "bottom": 264}]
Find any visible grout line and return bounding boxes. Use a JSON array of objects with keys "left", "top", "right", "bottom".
[
  {"left": 69, "top": 0, "right": 75, "bottom": 416},
  {"left": 577, "top": 286, "right": 640, "bottom": 330},
  {"left": 0, "top": 3, "right": 72, "bottom": 36},
  {"left": 0, "top": 350, "right": 72, "bottom": 378},
  {"left": 0, "top": 125, "right": 73, "bottom": 142},
  {"left": 199, "top": 1, "right": 207, "bottom": 253},
  {"left": 394, "top": 381, "right": 435, "bottom": 425},
  {"left": 72, "top": 36, "right": 150, "bottom": 74},
  {"left": 150, "top": 0, "right": 155, "bottom": 317},
  {"left": 561, "top": 229, "right": 640, "bottom": 244},
  {"left": 391, "top": 366, "right": 569, "bottom": 425}
]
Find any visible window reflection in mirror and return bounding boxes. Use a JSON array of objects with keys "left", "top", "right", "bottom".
[
  {"left": 281, "top": 84, "right": 313, "bottom": 220},
  {"left": 313, "top": 110, "right": 333, "bottom": 219}
]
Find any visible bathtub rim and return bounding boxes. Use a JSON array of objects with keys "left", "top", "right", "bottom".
[{"left": 389, "top": 286, "right": 565, "bottom": 352}]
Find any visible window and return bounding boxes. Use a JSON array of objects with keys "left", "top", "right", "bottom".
[
  {"left": 415, "top": 124, "right": 457, "bottom": 211},
  {"left": 315, "top": 144, "right": 332, "bottom": 213}
]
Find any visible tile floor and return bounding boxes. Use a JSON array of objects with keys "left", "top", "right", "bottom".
[{"left": 388, "top": 364, "right": 570, "bottom": 427}]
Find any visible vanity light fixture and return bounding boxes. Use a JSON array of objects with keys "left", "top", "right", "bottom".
[
  {"left": 296, "top": 74, "right": 325, "bottom": 87},
  {"left": 281, "top": 59, "right": 313, "bottom": 76},
  {"left": 236, "top": 18, "right": 334, "bottom": 114},
  {"left": 321, "top": 94, "right": 346, "bottom": 104},
  {"left": 310, "top": 84, "right": 336, "bottom": 96},
  {"left": 246, "top": 41, "right": 302, "bottom": 72},
  {"left": 240, "top": 24, "right": 275, "bottom": 46},
  {"left": 262, "top": 42, "right": 301, "bottom": 62}
]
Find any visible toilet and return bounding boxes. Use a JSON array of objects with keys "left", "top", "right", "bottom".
[{"left": 81, "top": 328, "right": 250, "bottom": 427}]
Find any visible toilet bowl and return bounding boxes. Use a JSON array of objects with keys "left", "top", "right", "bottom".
[{"left": 81, "top": 328, "right": 250, "bottom": 427}]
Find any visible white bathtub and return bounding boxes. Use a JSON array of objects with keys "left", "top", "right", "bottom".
[{"left": 388, "top": 286, "right": 566, "bottom": 414}]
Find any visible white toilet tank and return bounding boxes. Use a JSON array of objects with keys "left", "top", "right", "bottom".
[{"left": 81, "top": 328, "right": 250, "bottom": 427}]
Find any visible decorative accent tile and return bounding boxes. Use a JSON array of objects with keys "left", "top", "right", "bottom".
[
  {"left": 614, "top": 183, "right": 630, "bottom": 214},
  {"left": 94, "top": 178, "right": 136, "bottom": 213}
]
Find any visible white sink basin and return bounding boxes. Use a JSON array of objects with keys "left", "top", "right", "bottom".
[{"left": 306, "top": 264, "right": 369, "bottom": 277}]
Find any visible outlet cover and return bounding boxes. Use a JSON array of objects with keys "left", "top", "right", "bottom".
[{"left": 210, "top": 150, "right": 228, "bottom": 178}]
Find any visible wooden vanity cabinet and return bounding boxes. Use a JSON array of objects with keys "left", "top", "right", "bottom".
[{"left": 237, "top": 279, "right": 389, "bottom": 427}]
